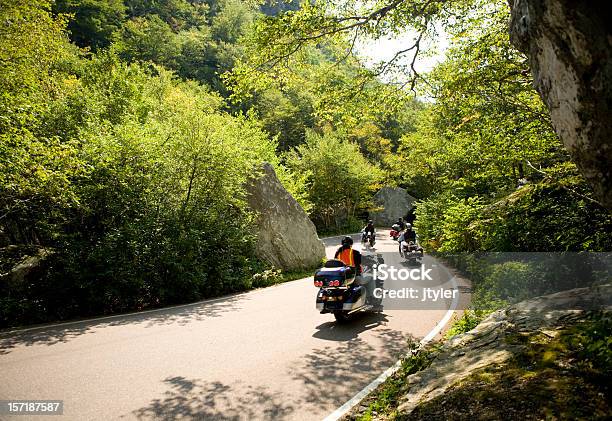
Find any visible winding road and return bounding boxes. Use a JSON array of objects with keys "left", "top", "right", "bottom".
[{"left": 0, "top": 230, "right": 469, "bottom": 420}]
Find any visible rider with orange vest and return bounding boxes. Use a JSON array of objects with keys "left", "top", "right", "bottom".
[{"left": 334, "top": 236, "right": 363, "bottom": 275}]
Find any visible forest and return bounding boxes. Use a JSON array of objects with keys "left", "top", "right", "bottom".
[{"left": 1, "top": 0, "right": 611, "bottom": 327}]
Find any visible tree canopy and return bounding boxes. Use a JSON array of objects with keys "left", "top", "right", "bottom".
[{"left": 1, "top": 0, "right": 610, "bottom": 327}]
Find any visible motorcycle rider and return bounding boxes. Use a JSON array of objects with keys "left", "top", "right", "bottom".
[
  {"left": 398, "top": 223, "right": 418, "bottom": 254},
  {"left": 396, "top": 217, "right": 406, "bottom": 231},
  {"left": 334, "top": 236, "right": 377, "bottom": 306},
  {"left": 361, "top": 220, "right": 376, "bottom": 243},
  {"left": 334, "top": 236, "right": 362, "bottom": 274}
]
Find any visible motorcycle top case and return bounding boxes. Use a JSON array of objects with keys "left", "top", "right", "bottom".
[{"left": 314, "top": 265, "right": 355, "bottom": 287}]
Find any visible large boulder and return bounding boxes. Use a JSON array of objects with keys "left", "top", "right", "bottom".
[
  {"left": 0, "top": 247, "right": 53, "bottom": 288},
  {"left": 369, "top": 187, "right": 416, "bottom": 226},
  {"left": 245, "top": 163, "right": 325, "bottom": 270},
  {"left": 345, "top": 284, "right": 612, "bottom": 420},
  {"left": 508, "top": 0, "right": 612, "bottom": 210},
  {"left": 395, "top": 284, "right": 612, "bottom": 416}
]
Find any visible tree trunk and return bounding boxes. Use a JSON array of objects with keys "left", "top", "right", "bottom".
[{"left": 508, "top": 0, "right": 612, "bottom": 210}]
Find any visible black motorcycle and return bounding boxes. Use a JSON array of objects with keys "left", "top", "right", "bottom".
[
  {"left": 313, "top": 259, "right": 381, "bottom": 322},
  {"left": 401, "top": 241, "right": 424, "bottom": 265},
  {"left": 361, "top": 231, "right": 376, "bottom": 248}
]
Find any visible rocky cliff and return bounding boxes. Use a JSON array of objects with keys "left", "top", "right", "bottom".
[
  {"left": 246, "top": 163, "right": 325, "bottom": 270},
  {"left": 369, "top": 187, "right": 416, "bottom": 226},
  {"left": 346, "top": 284, "right": 612, "bottom": 420},
  {"left": 508, "top": 0, "right": 612, "bottom": 209}
]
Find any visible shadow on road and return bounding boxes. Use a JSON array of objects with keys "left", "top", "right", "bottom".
[
  {"left": 312, "top": 312, "right": 389, "bottom": 341},
  {"left": 291, "top": 326, "right": 415, "bottom": 407},
  {"left": 0, "top": 294, "right": 249, "bottom": 355},
  {"left": 132, "top": 376, "right": 295, "bottom": 421}
]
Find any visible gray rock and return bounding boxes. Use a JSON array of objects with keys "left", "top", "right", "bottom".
[
  {"left": 396, "top": 284, "right": 612, "bottom": 416},
  {"left": 246, "top": 163, "right": 325, "bottom": 270},
  {"left": 508, "top": 0, "right": 612, "bottom": 209},
  {"left": 0, "top": 248, "right": 53, "bottom": 287},
  {"left": 369, "top": 187, "right": 416, "bottom": 226}
]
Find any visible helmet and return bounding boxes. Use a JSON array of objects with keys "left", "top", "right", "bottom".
[
  {"left": 406, "top": 223, "right": 412, "bottom": 230},
  {"left": 398, "top": 217, "right": 403, "bottom": 221},
  {"left": 368, "top": 220, "right": 373, "bottom": 224},
  {"left": 341, "top": 236, "right": 354, "bottom": 247}
]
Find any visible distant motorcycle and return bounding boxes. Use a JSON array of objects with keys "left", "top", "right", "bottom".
[
  {"left": 313, "top": 260, "right": 381, "bottom": 323},
  {"left": 401, "top": 241, "right": 424, "bottom": 265},
  {"left": 361, "top": 231, "right": 376, "bottom": 247},
  {"left": 390, "top": 224, "right": 401, "bottom": 241}
]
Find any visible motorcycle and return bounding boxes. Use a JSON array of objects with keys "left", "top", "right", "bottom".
[
  {"left": 362, "top": 231, "right": 376, "bottom": 247},
  {"left": 401, "top": 241, "right": 424, "bottom": 265},
  {"left": 313, "top": 260, "right": 381, "bottom": 323},
  {"left": 390, "top": 224, "right": 401, "bottom": 241}
]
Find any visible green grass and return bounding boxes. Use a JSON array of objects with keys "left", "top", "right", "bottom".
[
  {"left": 249, "top": 265, "right": 319, "bottom": 289},
  {"left": 356, "top": 342, "right": 440, "bottom": 421},
  {"left": 443, "top": 309, "right": 493, "bottom": 339}
]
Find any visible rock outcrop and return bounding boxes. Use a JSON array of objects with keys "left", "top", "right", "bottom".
[
  {"left": 396, "top": 284, "right": 612, "bottom": 416},
  {"left": 369, "top": 187, "right": 416, "bottom": 226},
  {"left": 0, "top": 247, "right": 53, "bottom": 287},
  {"left": 508, "top": 0, "right": 612, "bottom": 210},
  {"left": 245, "top": 163, "right": 325, "bottom": 270}
]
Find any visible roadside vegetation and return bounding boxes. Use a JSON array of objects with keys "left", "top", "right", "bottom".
[
  {"left": 1, "top": 0, "right": 610, "bottom": 328},
  {"left": 349, "top": 312, "right": 611, "bottom": 421}
]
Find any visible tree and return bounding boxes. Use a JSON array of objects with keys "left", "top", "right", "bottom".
[
  {"left": 395, "top": 0, "right": 612, "bottom": 252},
  {"left": 53, "top": 0, "right": 126, "bottom": 50},
  {"left": 112, "top": 15, "right": 182, "bottom": 69},
  {"left": 239, "top": 0, "right": 612, "bottom": 210},
  {"left": 284, "top": 130, "right": 383, "bottom": 229},
  {"left": 508, "top": 0, "right": 612, "bottom": 210}
]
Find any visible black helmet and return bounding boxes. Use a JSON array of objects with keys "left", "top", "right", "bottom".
[{"left": 341, "top": 236, "right": 354, "bottom": 247}]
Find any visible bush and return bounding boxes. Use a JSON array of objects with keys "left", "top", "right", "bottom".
[
  {"left": 284, "top": 130, "right": 383, "bottom": 231},
  {"left": 0, "top": 6, "right": 287, "bottom": 326}
]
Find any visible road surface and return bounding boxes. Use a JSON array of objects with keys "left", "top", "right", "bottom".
[{"left": 0, "top": 230, "right": 468, "bottom": 420}]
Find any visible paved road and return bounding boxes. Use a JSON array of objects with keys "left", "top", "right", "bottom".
[{"left": 0, "top": 230, "right": 468, "bottom": 421}]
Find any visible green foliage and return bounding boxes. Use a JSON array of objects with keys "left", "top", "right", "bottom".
[
  {"left": 562, "top": 312, "right": 612, "bottom": 375},
  {"left": 54, "top": 0, "right": 256, "bottom": 91},
  {"left": 250, "top": 267, "right": 283, "bottom": 288},
  {"left": 0, "top": 0, "right": 291, "bottom": 328},
  {"left": 285, "top": 130, "right": 383, "bottom": 230},
  {"left": 53, "top": 0, "right": 126, "bottom": 50},
  {"left": 112, "top": 15, "right": 182, "bottom": 68},
  {"left": 444, "top": 309, "right": 490, "bottom": 339},
  {"left": 406, "top": 0, "right": 612, "bottom": 253},
  {"left": 0, "top": 0, "right": 84, "bottom": 245}
]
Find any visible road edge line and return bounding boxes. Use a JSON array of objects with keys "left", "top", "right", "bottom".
[
  {"left": 322, "top": 265, "right": 461, "bottom": 421},
  {"left": 1, "top": 233, "right": 356, "bottom": 336}
]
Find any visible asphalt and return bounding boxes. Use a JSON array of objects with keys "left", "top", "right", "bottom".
[{"left": 0, "top": 230, "right": 468, "bottom": 421}]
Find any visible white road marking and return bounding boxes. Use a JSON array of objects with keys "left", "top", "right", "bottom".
[
  {"left": 1, "top": 233, "right": 355, "bottom": 336},
  {"left": 322, "top": 262, "right": 461, "bottom": 421}
]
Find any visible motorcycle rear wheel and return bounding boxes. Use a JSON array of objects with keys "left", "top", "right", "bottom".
[{"left": 333, "top": 311, "right": 350, "bottom": 323}]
